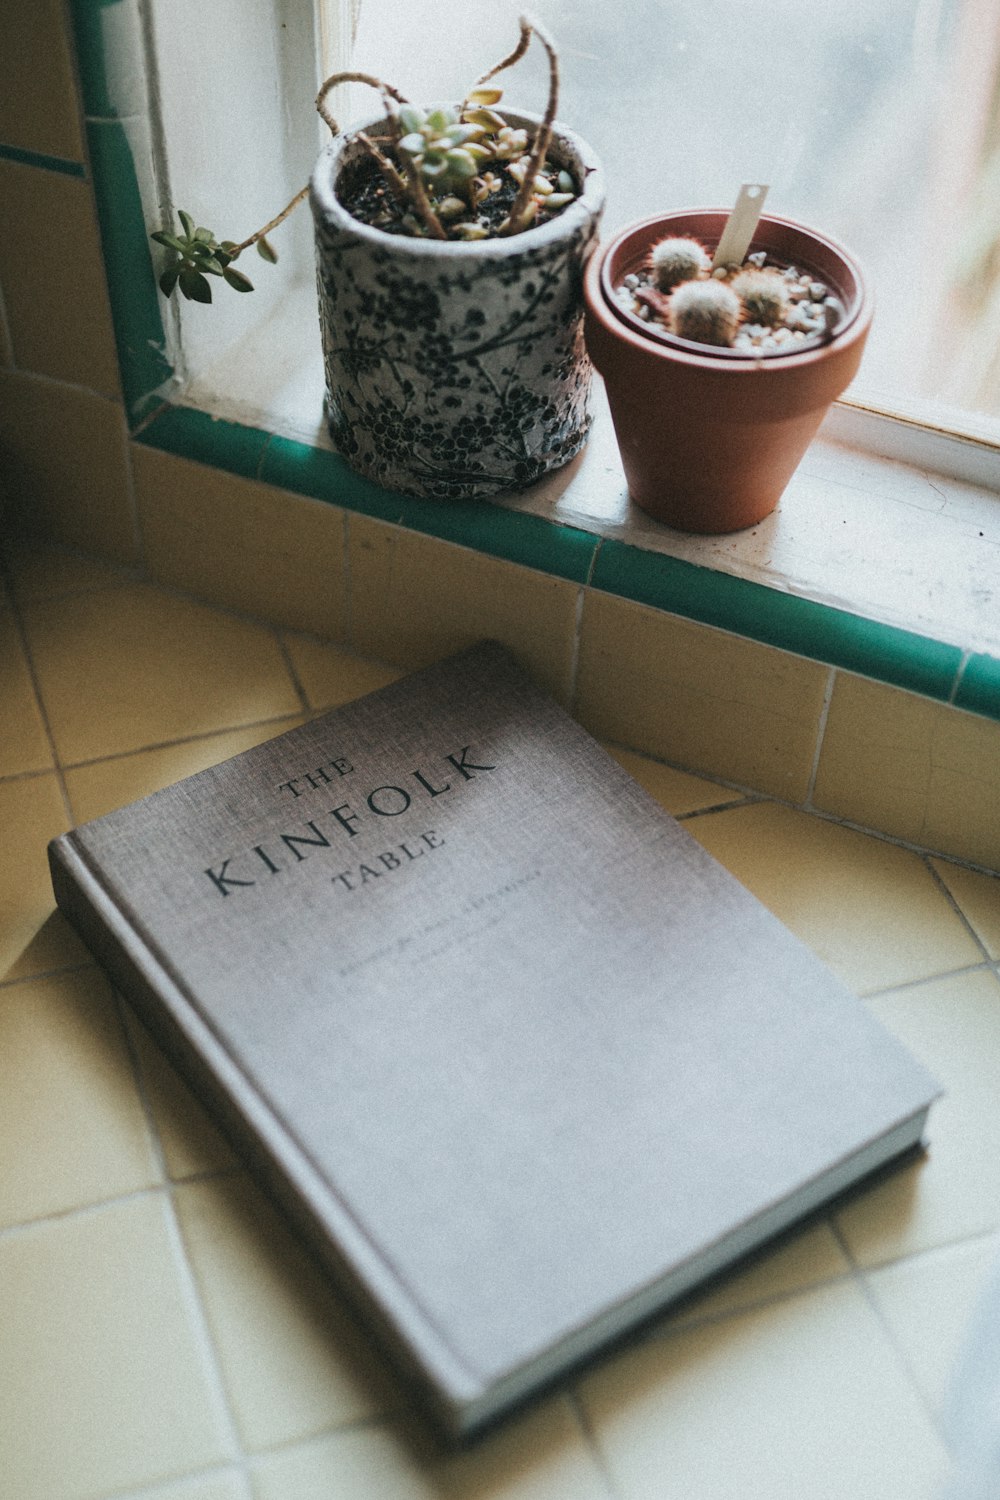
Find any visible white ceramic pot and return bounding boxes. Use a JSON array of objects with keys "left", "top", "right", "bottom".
[{"left": 310, "top": 110, "right": 604, "bottom": 500}]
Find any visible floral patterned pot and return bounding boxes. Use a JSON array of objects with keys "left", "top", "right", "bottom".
[{"left": 310, "top": 110, "right": 604, "bottom": 500}]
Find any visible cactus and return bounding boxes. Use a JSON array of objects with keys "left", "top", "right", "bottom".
[
  {"left": 731, "top": 268, "right": 788, "bottom": 327},
  {"left": 668, "top": 279, "right": 741, "bottom": 347},
  {"left": 649, "top": 237, "right": 710, "bottom": 292}
]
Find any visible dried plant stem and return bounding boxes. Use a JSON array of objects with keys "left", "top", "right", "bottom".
[
  {"left": 230, "top": 185, "right": 310, "bottom": 256},
  {"left": 316, "top": 70, "right": 446, "bottom": 240},
  {"left": 501, "top": 14, "right": 560, "bottom": 237},
  {"left": 464, "top": 15, "right": 532, "bottom": 105}
]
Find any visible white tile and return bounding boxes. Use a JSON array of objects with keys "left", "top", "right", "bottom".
[{"left": 579, "top": 1277, "right": 948, "bottom": 1500}]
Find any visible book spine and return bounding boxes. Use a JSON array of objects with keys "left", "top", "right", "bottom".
[{"left": 47, "top": 832, "right": 483, "bottom": 1440}]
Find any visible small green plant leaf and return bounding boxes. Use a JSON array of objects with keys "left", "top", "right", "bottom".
[
  {"left": 398, "top": 104, "right": 424, "bottom": 135},
  {"left": 194, "top": 226, "right": 214, "bottom": 242},
  {"left": 467, "top": 87, "right": 503, "bottom": 107},
  {"left": 398, "top": 132, "right": 425, "bottom": 155},
  {"left": 151, "top": 231, "right": 188, "bottom": 253},
  {"left": 178, "top": 209, "right": 196, "bottom": 239},
  {"left": 179, "top": 268, "right": 213, "bottom": 303},
  {"left": 256, "top": 236, "right": 278, "bottom": 264},
  {"left": 159, "top": 264, "right": 181, "bottom": 298},
  {"left": 223, "top": 266, "right": 255, "bottom": 292}
]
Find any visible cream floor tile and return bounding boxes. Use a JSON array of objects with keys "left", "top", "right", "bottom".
[
  {"left": 0, "top": 771, "right": 90, "bottom": 983},
  {"left": 835, "top": 969, "right": 1000, "bottom": 1265},
  {"left": 930, "top": 860, "right": 1000, "bottom": 960},
  {"left": 21, "top": 583, "right": 302, "bottom": 763},
  {"left": 0, "top": 968, "right": 159, "bottom": 1226},
  {"left": 174, "top": 1173, "right": 399, "bottom": 1452},
  {"left": 2, "top": 535, "right": 139, "bottom": 602},
  {"left": 576, "top": 591, "right": 829, "bottom": 802},
  {"left": 250, "top": 1399, "right": 609, "bottom": 1500},
  {"left": 0, "top": 593, "right": 51, "bottom": 775},
  {"left": 126, "top": 1010, "right": 237, "bottom": 1180},
  {"left": 349, "top": 518, "right": 578, "bottom": 706},
  {"left": 282, "top": 633, "right": 405, "bottom": 713},
  {"left": 864, "top": 1234, "right": 1000, "bottom": 1416},
  {"left": 65, "top": 718, "right": 305, "bottom": 825},
  {"left": 686, "top": 802, "right": 982, "bottom": 993},
  {"left": 578, "top": 1278, "right": 948, "bottom": 1500},
  {"left": 663, "top": 1219, "right": 851, "bottom": 1330},
  {"left": 136, "top": 447, "right": 349, "bottom": 640},
  {"left": 0, "top": 1194, "right": 234, "bottom": 1500},
  {"left": 604, "top": 745, "right": 742, "bottom": 817}
]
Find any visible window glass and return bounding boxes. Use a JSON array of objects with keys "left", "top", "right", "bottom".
[{"left": 351, "top": 0, "right": 1000, "bottom": 444}]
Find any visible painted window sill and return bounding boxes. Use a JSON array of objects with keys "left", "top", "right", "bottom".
[{"left": 138, "top": 278, "right": 1000, "bottom": 723}]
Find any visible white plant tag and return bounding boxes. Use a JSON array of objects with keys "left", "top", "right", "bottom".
[{"left": 711, "top": 183, "right": 770, "bottom": 270}]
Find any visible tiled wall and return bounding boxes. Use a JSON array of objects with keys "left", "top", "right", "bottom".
[{"left": 2, "top": 1, "right": 998, "bottom": 874}]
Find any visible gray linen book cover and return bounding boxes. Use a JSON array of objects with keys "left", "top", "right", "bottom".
[{"left": 48, "top": 641, "right": 939, "bottom": 1439}]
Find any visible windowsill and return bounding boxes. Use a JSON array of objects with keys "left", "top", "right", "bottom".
[{"left": 141, "top": 276, "right": 1000, "bottom": 722}]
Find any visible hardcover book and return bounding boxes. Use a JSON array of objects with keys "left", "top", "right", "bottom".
[{"left": 49, "top": 641, "right": 939, "bottom": 1440}]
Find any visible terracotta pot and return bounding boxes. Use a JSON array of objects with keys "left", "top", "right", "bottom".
[
  {"left": 583, "top": 211, "right": 873, "bottom": 533},
  {"left": 310, "top": 111, "right": 604, "bottom": 501}
]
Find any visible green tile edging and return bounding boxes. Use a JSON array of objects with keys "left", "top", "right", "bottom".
[
  {"left": 133, "top": 405, "right": 1000, "bottom": 723},
  {"left": 0, "top": 144, "right": 87, "bottom": 178}
]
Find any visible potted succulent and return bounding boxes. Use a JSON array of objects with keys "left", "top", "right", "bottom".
[
  {"left": 151, "top": 16, "right": 604, "bottom": 501},
  {"left": 582, "top": 203, "right": 873, "bottom": 533}
]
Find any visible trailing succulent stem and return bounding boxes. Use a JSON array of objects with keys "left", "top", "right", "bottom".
[{"left": 152, "top": 14, "right": 577, "bottom": 299}]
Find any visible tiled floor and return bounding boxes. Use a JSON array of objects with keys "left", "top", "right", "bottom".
[{"left": 2, "top": 538, "right": 1000, "bottom": 1500}]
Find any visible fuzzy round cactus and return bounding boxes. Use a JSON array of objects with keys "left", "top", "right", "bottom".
[
  {"left": 668, "top": 279, "right": 741, "bottom": 346},
  {"left": 649, "top": 236, "right": 711, "bottom": 292},
  {"left": 731, "top": 268, "right": 788, "bottom": 328}
]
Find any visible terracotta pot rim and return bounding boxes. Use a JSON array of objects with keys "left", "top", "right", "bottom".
[
  {"left": 310, "top": 108, "right": 605, "bottom": 259},
  {"left": 589, "top": 210, "right": 873, "bottom": 372}
]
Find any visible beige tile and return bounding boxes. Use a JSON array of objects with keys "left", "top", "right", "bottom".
[
  {"left": 250, "top": 1399, "right": 608, "bottom": 1500},
  {"left": 0, "top": 593, "right": 51, "bottom": 775},
  {"left": 814, "top": 673, "right": 1000, "bottom": 871},
  {"left": 686, "top": 801, "right": 982, "bottom": 993},
  {"left": 349, "top": 517, "right": 578, "bottom": 706},
  {"left": 65, "top": 717, "right": 304, "bottom": 825},
  {"left": 578, "top": 1278, "right": 948, "bottom": 1500},
  {"left": 930, "top": 860, "right": 1000, "bottom": 959},
  {"left": 576, "top": 591, "right": 829, "bottom": 801},
  {"left": 835, "top": 969, "right": 1000, "bottom": 1264},
  {"left": 22, "top": 582, "right": 301, "bottom": 763},
  {"left": 0, "top": 968, "right": 159, "bottom": 1226},
  {"left": 135, "top": 446, "right": 349, "bottom": 638},
  {"left": 664, "top": 1220, "right": 851, "bottom": 1330},
  {"left": 175, "top": 1173, "right": 400, "bottom": 1451},
  {"left": 0, "top": 772, "right": 90, "bottom": 983},
  {"left": 2, "top": 535, "right": 139, "bottom": 603},
  {"left": 0, "top": 161, "right": 119, "bottom": 397},
  {"left": 0, "top": 0, "right": 85, "bottom": 161},
  {"left": 605, "top": 745, "right": 741, "bottom": 817},
  {"left": 126, "top": 1010, "right": 237, "bottom": 1180},
  {"left": 0, "top": 1194, "right": 233, "bottom": 1500},
  {"left": 864, "top": 1234, "right": 1000, "bottom": 1415},
  {"left": 0, "top": 371, "right": 137, "bottom": 562},
  {"left": 283, "top": 633, "right": 405, "bottom": 712}
]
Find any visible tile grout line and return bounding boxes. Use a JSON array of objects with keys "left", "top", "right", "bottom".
[
  {"left": 0, "top": 554, "right": 74, "bottom": 825},
  {"left": 826, "top": 1215, "right": 948, "bottom": 1444},
  {"left": 923, "top": 856, "right": 997, "bottom": 965},
  {"left": 112, "top": 996, "right": 255, "bottom": 1484},
  {"left": 804, "top": 664, "right": 837, "bottom": 808}
]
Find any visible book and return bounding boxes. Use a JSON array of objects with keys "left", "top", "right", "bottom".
[{"left": 48, "top": 640, "right": 939, "bottom": 1441}]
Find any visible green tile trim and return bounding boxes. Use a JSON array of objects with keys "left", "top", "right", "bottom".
[
  {"left": 954, "top": 653, "right": 1000, "bottom": 722},
  {"left": 260, "top": 436, "right": 599, "bottom": 583},
  {"left": 0, "top": 143, "right": 86, "bottom": 178},
  {"left": 69, "top": 0, "right": 125, "bottom": 119},
  {"left": 134, "top": 405, "right": 270, "bottom": 479},
  {"left": 591, "top": 540, "right": 964, "bottom": 703},
  {"left": 85, "top": 118, "right": 171, "bottom": 421}
]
